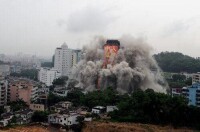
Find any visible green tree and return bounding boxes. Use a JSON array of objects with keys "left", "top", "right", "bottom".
[
  {"left": 52, "top": 76, "right": 68, "bottom": 86},
  {"left": 172, "top": 74, "right": 186, "bottom": 82},
  {"left": 8, "top": 100, "right": 28, "bottom": 112},
  {"left": 47, "top": 92, "right": 63, "bottom": 106},
  {"left": 31, "top": 111, "right": 49, "bottom": 122},
  {"left": 10, "top": 69, "right": 38, "bottom": 80},
  {"left": 185, "top": 77, "right": 192, "bottom": 86},
  {"left": 109, "top": 89, "right": 200, "bottom": 129},
  {"left": 41, "top": 62, "right": 53, "bottom": 68},
  {"left": 66, "top": 90, "right": 85, "bottom": 107}
]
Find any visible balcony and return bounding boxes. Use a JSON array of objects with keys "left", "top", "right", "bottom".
[
  {"left": 182, "top": 89, "right": 189, "bottom": 92},
  {"left": 182, "top": 93, "right": 189, "bottom": 96},
  {"left": 196, "top": 102, "right": 200, "bottom": 106},
  {"left": 196, "top": 89, "right": 200, "bottom": 92}
]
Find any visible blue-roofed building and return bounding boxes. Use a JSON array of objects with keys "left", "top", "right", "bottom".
[{"left": 182, "top": 83, "right": 200, "bottom": 107}]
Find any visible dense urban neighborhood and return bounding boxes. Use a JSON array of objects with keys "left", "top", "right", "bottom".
[
  {"left": 1, "top": 42, "right": 200, "bottom": 131},
  {"left": 1, "top": 0, "right": 200, "bottom": 131}
]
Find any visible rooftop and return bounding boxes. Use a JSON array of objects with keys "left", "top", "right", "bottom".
[{"left": 93, "top": 106, "right": 105, "bottom": 109}]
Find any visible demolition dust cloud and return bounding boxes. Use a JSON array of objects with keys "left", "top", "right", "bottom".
[{"left": 71, "top": 35, "right": 168, "bottom": 94}]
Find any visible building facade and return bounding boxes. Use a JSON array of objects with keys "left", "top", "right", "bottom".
[
  {"left": 38, "top": 68, "right": 61, "bottom": 86},
  {"left": 54, "top": 43, "right": 82, "bottom": 76},
  {"left": 72, "top": 49, "right": 82, "bottom": 67},
  {"left": 54, "top": 43, "right": 73, "bottom": 76},
  {"left": 48, "top": 112, "right": 80, "bottom": 126},
  {"left": 171, "top": 87, "right": 182, "bottom": 97},
  {"left": 0, "top": 77, "right": 9, "bottom": 106},
  {"left": 182, "top": 83, "right": 200, "bottom": 107},
  {"left": 29, "top": 104, "right": 45, "bottom": 111},
  {"left": 10, "top": 80, "right": 38, "bottom": 105},
  {"left": 92, "top": 106, "right": 106, "bottom": 114},
  {"left": 0, "top": 64, "right": 10, "bottom": 76},
  {"left": 192, "top": 72, "right": 200, "bottom": 84}
]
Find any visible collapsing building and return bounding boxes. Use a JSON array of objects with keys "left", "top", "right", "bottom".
[
  {"left": 103, "top": 40, "right": 120, "bottom": 68},
  {"left": 72, "top": 36, "right": 168, "bottom": 94},
  {"left": 97, "top": 40, "right": 120, "bottom": 90}
]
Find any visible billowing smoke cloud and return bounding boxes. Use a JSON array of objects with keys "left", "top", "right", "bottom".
[{"left": 71, "top": 35, "right": 168, "bottom": 94}]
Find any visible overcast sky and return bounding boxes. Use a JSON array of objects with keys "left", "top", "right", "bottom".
[{"left": 0, "top": 0, "right": 200, "bottom": 58}]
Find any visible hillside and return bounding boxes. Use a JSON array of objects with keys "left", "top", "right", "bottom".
[
  {"left": 83, "top": 121, "right": 194, "bottom": 132},
  {"left": 154, "top": 52, "right": 200, "bottom": 73},
  {"left": 0, "top": 122, "right": 195, "bottom": 132}
]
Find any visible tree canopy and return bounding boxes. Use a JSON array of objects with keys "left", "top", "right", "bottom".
[
  {"left": 52, "top": 76, "right": 68, "bottom": 86},
  {"left": 10, "top": 69, "right": 38, "bottom": 80},
  {"left": 7, "top": 100, "right": 28, "bottom": 112},
  {"left": 110, "top": 89, "right": 200, "bottom": 129},
  {"left": 31, "top": 111, "right": 49, "bottom": 122},
  {"left": 48, "top": 88, "right": 200, "bottom": 129},
  {"left": 170, "top": 74, "right": 191, "bottom": 88},
  {"left": 154, "top": 52, "right": 200, "bottom": 73},
  {"left": 41, "top": 62, "right": 53, "bottom": 68}
]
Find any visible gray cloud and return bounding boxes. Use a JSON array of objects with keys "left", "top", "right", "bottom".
[
  {"left": 161, "top": 16, "right": 200, "bottom": 37},
  {"left": 59, "top": 6, "right": 116, "bottom": 32},
  {"left": 1, "top": 0, "right": 200, "bottom": 57},
  {"left": 162, "top": 20, "right": 190, "bottom": 37}
]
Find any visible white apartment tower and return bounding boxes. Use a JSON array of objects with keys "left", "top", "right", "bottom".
[
  {"left": 54, "top": 43, "right": 73, "bottom": 76},
  {"left": 38, "top": 68, "right": 61, "bottom": 86}
]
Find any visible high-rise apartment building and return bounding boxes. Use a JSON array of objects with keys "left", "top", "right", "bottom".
[
  {"left": 54, "top": 43, "right": 73, "bottom": 76},
  {"left": 182, "top": 83, "right": 200, "bottom": 107},
  {"left": 54, "top": 43, "right": 82, "bottom": 76},
  {"left": 10, "top": 80, "right": 38, "bottom": 105}
]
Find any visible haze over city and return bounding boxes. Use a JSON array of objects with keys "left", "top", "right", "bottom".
[
  {"left": 2, "top": 0, "right": 200, "bottom": 131},
  {"left": 1, "top": 0, "right": 200, "bottom": 57}
]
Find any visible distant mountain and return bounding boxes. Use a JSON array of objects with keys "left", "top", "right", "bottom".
[{"left": 154, "top": 52, "right": 200, "bottom": 73}]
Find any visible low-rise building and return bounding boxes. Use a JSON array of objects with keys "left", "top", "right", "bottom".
[
  {"left": 192, "top": 72, "right": 200, "bottom": 84},
  {"left": 106, "top": 106, "right": 118, "bottom": 113},
  {"left": 48, "top": 112, "right": 80, "bottom": 126},
  {"left": 171, "top": 87, "right": 182, "bottom": 97},
  {"left": 14, "top": 109, "right": 33, "bottom": 124},
  {"left": 50, "top": 101, "right": 72, "bottom": 113},
  {"left": 59, "top": 101, "right": 72, "bottom": 109},
  {"left": 38, "top": 68, "right": 61, "bottom": 86},
  {"left": 53, "top": 87, "right": 69, "bottom": 97},
  {"left": 0, "top": 113, "right": 13, "bottom": 127},
  {"left": 84, "top": 117, "right": 92, "bottom": 122},
  {"left": 92, "top": 106, "right": 106, "bottom": 114},
  {"left": 29, "top": 104, "right": 45, "bottom": 111},
  {"left": 76, "top": 106, "right": 89, "bottom": 116},
  {"left": 38, "top": 87, "right": 49, "bottom": 95}
]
